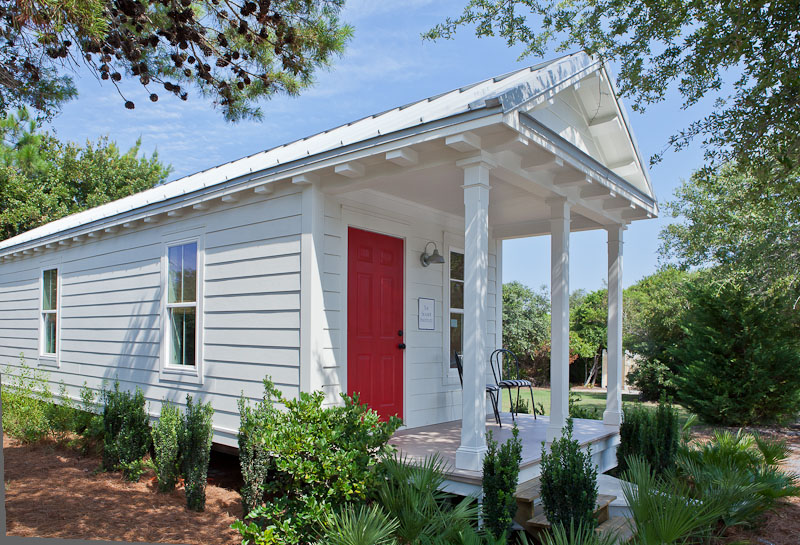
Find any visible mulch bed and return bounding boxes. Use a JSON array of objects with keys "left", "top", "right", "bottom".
[
  {"left": 3, "top": 433, "right": 244, "bottom": 544},
  {"left": 690, "top": 424, "right": 800, "bottom": 545}
]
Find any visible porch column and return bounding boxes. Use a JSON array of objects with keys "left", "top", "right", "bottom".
[
  {"left": 455, "top": 153, "right": 494, "bottom": 471},
  {"left": 547, "top": 197, "right": 570, "bottom": 442},
  {"left": 603, "top": 225, "right": 625, "bottom": 426}
]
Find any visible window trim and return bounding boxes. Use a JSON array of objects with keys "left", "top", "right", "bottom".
[
  {"left": 38, "top": 266, "right": 61, "bottom": 367},
  {"left": 159, "top": 232, "right": 205, "bottom": 384},
  {"left": 441, "top": 232, "right": 464, "bottom": 386}
]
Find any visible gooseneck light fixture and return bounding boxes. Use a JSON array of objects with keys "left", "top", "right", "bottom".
[{"left": 420, "top": 241, "right": 446, "bottom": 267}]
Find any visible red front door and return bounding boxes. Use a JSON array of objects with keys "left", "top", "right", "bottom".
[{"left": 347, "top": 227, "right": 404, "bottom": 421}]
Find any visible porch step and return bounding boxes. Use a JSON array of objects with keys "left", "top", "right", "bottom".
[
  {"left": 596, "top": 516, "right": 634, "bottom": 543},
  {"left": 525, "top": 494, "right": 615, "bottom": 529}
]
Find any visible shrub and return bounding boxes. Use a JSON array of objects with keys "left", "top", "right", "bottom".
[
  {"left": 377, "top": 455, "right": 477, "bottom": 544},
  {"left": 152, "top": 400, "right": 182, "bottom": 493},
  {"left": 482, "top": 426, "right": 522, "bottom": 539},
  {"left": 673, "top": 283, "right": 800, "bottom": 425},
  {"left": 180, "top": 394, "right": 214, "bottom": 511},
  {"left": 568, "top": 392, "right": 601, "bottom": 420},
  {"left": 101, "top": 381, "right": 151, "bottom": 477},
  {"left": 621, "top": 456, "right": 725, "bottom": 545},
  {"left": 233, "top": 378, "right": 401, "bottom": 545},
  {"left": 1, "top": 356, "right": 53, "bottom": 442},
  {"left": 626, "top": 360, "right": 675, "bottom": 403},
  {"left": 543, "top": 520, "right": 619, "bottom": 545},
  {"left": 540, "top": 418, "right": 598, "bottom": 530},
  {"left": 617, "top": 399, "right": 679, "bottom": 475},
  {"left": 318, "top": 504, "right": 399, "bottom": 545},
  {"left": 676, "top": 429, "right": 800, "bottom": 531},
  {"left": 47, "top": 381, "right": 78, "bottom": 442}
]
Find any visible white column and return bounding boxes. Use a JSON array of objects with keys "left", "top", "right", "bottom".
[
  {"left": 603, "top": 225, "right": 624, "bottom": 426},
  {"left": 547, "top": 197, "right": 570, "bottom": 442},
  {"left": 455, "top": 154, "right": 494, "bottom": 471},
  {"left": 296, "top": 176, "right": 327, "bottom": 396}
]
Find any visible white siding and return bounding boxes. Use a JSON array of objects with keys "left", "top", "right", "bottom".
[
  {"left": 0, "top": 187, "right": 303, "bottom": 447},
  {"left": 321, "top": 191, "right": 501, "bottom": 429}
]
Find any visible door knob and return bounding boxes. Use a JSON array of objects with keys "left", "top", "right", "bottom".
[{"left": 398, "top": 343, "right": 406, "bottom": 350}]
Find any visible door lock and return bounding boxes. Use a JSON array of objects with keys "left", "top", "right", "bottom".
[{"left": 398, "top": 343, "right": 406, "bottom": 350}]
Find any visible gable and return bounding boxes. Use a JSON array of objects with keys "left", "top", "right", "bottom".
[{"left": 523, "top": 68, "right": 654, "bottom": 199}]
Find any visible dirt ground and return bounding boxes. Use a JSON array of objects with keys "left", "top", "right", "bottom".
[
  {"left": 691, "top": 425, "right": 800, "bottom": 545},
  {"left": 3, "top": 433, "right": 244, "bottom": 544},
  {"left": 3, "top": 427, "right": 800, "bottom": 545}
]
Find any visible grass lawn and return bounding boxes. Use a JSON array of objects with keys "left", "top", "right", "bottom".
[{"left": 501, "top": 387, "right": 694, "bottom": 423}]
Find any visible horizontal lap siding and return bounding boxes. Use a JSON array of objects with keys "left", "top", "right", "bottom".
[
  {"left": 324, "top": 194, "right": 501, "bottom": 430},
  {"left": 0, "top": 188, "right": 303, "bottom": 447}
]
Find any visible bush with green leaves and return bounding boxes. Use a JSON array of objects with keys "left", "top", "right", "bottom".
[
  {"left": 617, "top": 399, "right": 680, "bottom": 475},
  {"left": 673, "top": 283, "right": 800, "bottom": 426},
  {"left": 180, "top": 394, "right": 214, "bottom": 511},
  {"left": 152, "top": 400, "right": 182, "bottom": 493},
  {"left": 621, "top": 456, "right": 725, "bottom": 545},
  {"left": 101, "top": 381, "right": 151, "bottom": 478},
  {"left": 233, "top": 378, "right": 401, "bottom": 545},
  {"left": 542, "top": 520, "right": 619, "bottom": 545},
  {"left": 540, "top": 418, "right": 598, "bottom": 530},
  {"left": 46, "top": 381, "right": 79, "bottom": 442},
  {"left": 676, "top": 429, "right": 800, "bottom": 532},
  {"left": 377, "top": 455, "right": 478, "bottom": 544},
  {"left": 1, "top": 356, "right": 53, "bottom": 443},
  {"left": 568, "top": 392, "right": 601, "bottom": 420},
  {"left": 482, "top": 426, "right": 522, "bottom": 539}
]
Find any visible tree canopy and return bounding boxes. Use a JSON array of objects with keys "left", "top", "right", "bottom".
[
  {"left": 0, "top": 0, "right": 352, "bottom": 121},
  {"left": 661, "top": 162, "right": 800, "bottom": 300},
  {"left": 425, "top": 0, "right": 800, "bottom": 179},
  {"left": 0, "top": 108, "right": 170, "bottom": 240}
]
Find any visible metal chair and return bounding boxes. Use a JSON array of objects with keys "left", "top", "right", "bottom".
[
  {"left": 454, "top": 351, "right": 502, "bottom": 426},
  {"left": 490, "top": 348, "right": 536, "bottom": 421}
]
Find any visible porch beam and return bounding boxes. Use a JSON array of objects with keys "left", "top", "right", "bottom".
[
  {"left": 547, "top": 197, "right": 571, "bottom": 442},
  {"left": 603, "top": 225, "right": 625, "bottom": 426},
  {"left": 455, "top": 153, "right": 494, "bottom": 471}
]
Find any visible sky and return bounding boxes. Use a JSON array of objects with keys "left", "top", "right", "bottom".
[{"left": 45, "top": 1, "right": 713, "bottom": 294}]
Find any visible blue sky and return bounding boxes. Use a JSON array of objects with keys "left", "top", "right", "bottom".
[{"left": 46, "top": 1, "right": 711, "bottom": 293}]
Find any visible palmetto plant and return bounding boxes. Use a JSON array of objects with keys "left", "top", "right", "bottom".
[
  {"left": 377, "top": 455, "right": 478, "bottom": 544},
  {"left": 622, "top": 456, "right": 725, "bottom": 545},
  {"left": 318, "top": 504, "right": 399, "bottom": 545},
  {"left": 542, "top": 521, "right": 619, "bottom": 545}
]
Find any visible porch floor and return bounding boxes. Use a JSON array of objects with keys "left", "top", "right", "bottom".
[{"left": 389, "top": 413, "right": 619, "bottom": 487}]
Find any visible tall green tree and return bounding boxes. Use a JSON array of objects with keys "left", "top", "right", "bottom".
[
  {"left": 570, "top": 288, "right": 607, "bottom": 385},
  {"left": 502, "top": 281, "right": 550, "bottom": 382},
  {"left": 662, "top": 163, "right": 800, "bottom": 299},
  {"left": 0, "top": 0, "right": 352, "bottom": 120},
  {"left": 426, "top": 0, "right": 800, "bottom": 179},
  {"left": 623, "top": 267, "right": 695, "bottom": 400},
  {"left": 0, "top": 108, "right": 170, "bottom": 240}
]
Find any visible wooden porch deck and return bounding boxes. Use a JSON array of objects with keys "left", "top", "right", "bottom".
[{"left": 389, "top": 413, "right": 620, "bottom": 494}]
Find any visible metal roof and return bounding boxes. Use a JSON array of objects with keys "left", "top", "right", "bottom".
[{"left": 0, "top": 52, "right": 608, "bottom": 251}]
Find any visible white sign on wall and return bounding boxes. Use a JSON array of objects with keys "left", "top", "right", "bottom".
[{"left": 418, "top": 297, "right": 435, "bottom": 330}]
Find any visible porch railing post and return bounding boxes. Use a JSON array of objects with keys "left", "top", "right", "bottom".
[
  {"left": 603, "top": 225, "right": 625, "bottom": 426},
  {"left": 547, "top": 197, "right": 571, "bottom": 442},
  {"left": 455, "top": 153, "right": 494, "bottom": 471}
]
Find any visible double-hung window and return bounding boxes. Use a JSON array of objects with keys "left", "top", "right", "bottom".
[
  {"left": 166, "top": 242, "right": 198, "bottom": 367},
  {"left": 448, "top": 250, "right": 464, "bottom": 368},
  {"left": 41, "top": 268, "right": 59, "bottom": 357}
]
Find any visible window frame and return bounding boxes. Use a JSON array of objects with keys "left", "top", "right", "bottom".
[
  {"left": 38, "top": 266, "right": 61, "bottom": 366},
  {"left": 159, "top": 232, "right": 204, "bottom": 384},
  {"left": 441, "top": 232, "right": 464, "bottom": 385}
]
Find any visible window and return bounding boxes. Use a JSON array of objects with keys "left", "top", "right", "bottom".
[
  {"left": 41, "top": 268, "right": 58, "bottom": 356},
  {"left": 167, "top": 242, "right": 198, "bottom": 366},
  {"left": 449, "top": 250, "right": 464, "bottom": 368}
]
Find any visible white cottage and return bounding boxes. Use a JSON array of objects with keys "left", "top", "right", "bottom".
[{"left": 0, "top": 52, "right": 656, "bottom": 487}]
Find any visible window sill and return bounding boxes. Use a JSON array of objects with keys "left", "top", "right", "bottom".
[
  {"left": 159, "top": 364, "right": 203, "bottom": 385},
  {"left": 38, "top": 355, "right": 59, "bottom": 368}
]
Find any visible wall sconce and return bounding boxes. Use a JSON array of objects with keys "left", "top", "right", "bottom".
[{"left": 420, "top": 241, "right": 446, "bottom": 267}]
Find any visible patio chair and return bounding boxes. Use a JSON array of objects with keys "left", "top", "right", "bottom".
[
  {"left": 454, "top": 351, "right": 502, "bottom": 427},
  {"left": 490, "top": 348, "right": 536, "bottom": 421}
]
